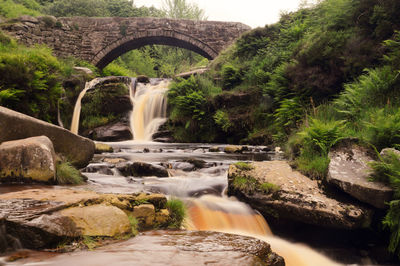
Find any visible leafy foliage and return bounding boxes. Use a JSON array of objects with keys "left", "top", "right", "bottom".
[
  {"left": 370, "top": 151, "right": 400, "bottom": 257},
  {"left": 364, "top": 108, "right": 400, "bottom": 151},
  {"left": 0, "top": 36, "right": 65, "bottom": 122},
  {"left": 213, "top": 110, "right": 231, "bottom": 132}
]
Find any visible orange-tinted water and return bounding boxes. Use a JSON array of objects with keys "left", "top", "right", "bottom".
[{"left": 186, "top": 195, "right": 341, "bottom": 266}]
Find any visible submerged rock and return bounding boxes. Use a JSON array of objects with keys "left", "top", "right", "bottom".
[
  {"left": 8, "top": 231, "right": 284, "bottom": 266},
  {"left": 94, "top": 143, "right": 113, "bottom": 154},
  {"left": 327, "top": 141, "right": 393, "bottom": 209},
  {"left": 228, "top": 161, "right": 373, "bottom": 229},
  {"left": 117, "top": 162, "right": 169, "bottom": 177},
  {"left": 224, "top": 145, "right": 247, "bottom": 154},
  {"left": 0, "top": 136, "right": 56, "bottom": 184},
  {"left": 0, "top": 106, "right": 94, "bottom": 168},
  {"left": 86, "top": 121, "right": 133, "bottom": 142}
]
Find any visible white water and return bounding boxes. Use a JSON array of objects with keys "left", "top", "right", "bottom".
[
  {"left": 70, "top": 78, "right": 104, "bottom": 134},
  {"left": 129, "top": 80, "right": 169, "bottom": 141}
]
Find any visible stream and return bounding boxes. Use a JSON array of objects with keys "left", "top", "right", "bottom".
[{"left": 0, "top": 78, "right": 377, "bottom": 265}]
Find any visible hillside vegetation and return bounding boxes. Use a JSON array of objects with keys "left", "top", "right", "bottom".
[{"left": 166, "top": 0, "right": 400, "bottom": 257}]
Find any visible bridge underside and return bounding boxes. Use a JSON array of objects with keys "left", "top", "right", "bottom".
[{"left": 94, "top": 36, "right": 217, "bottom": 69}]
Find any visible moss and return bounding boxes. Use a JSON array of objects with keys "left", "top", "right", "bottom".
[
  {"left": 128, "top": 215, "right": 139, "bottom": 236},
  {"left": 82, "top": 236, "right": 97, "bottom": 250},
  {"left": 232, "top": 174, "right": 280, "bottom": 195},
  {"left": 260, "top": 182, "right": 280, "bottom": 194},
  {"left": 234, "top": 162, "right": 254, "bottom": 171}
]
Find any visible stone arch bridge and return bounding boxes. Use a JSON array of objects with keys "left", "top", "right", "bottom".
[{"left": 1, "top": 16, "right": 251, "bottom": 68}]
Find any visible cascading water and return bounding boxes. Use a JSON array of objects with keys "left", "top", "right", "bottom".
[
  {"left": 186, "top": 195, "right": 341, "bottom": 266},
  {"left": 70, "top": 78, "right": 104, "bottom": 134},
  {"left": 129, "top": 79, "right": 169, "bottom": 141}
]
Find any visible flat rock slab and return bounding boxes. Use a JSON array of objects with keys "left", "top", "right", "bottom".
[
  {"left": 0, "top": 106, "right": 94, "bottom": 168},
  {"left": 7, "top": 231, "right": 284, "bottom": 266},
  {"left": 228, "top": 161, "right": 373, "bottom": 229},
  {"left": 328, "top": 143, "right": 393, "bottom": 209},
  {"left": 0, "top": 189, "right": 169, "bottom": 250}
]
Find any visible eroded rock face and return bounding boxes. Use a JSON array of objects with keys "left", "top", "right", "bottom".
[
  {"left": 0, "top": 136, "right": 56, "bottom": 183},
  {"left": 0, "top": 107, "right": 94, "bottom": 168},
  {"left": 228, "top": 161, "right": 373, "bottom": 229},
  {"left": 328, "top": 142, "right": 393, "bottom": 209},
  {"left": 8, "top": 231, "right": 284, "bottom": 266},
  {"left": 0, "top": 189, "right": 170, "bottom": 250}
]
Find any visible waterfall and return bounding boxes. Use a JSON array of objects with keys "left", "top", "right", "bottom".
[
  {"left": 70, "top": 78, "right": 104, "bottom": 135},
  {"left": 129, "top": 79, "right": 169, "bottom": 141},
  {"left": 186, "top": 195, "right": 341, "bottom": 266}
]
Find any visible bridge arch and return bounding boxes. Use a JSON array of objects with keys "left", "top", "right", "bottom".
[
  {"left": 1, "top": 17, "right": 251, "bottom": 67},
  {"left": 93, "top": 31, "right": 218, "bottom": 69}
]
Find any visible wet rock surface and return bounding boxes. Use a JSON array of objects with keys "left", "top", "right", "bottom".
[
  {"left": 0, "top": 189, "right": 170, "bottom": 250},
  {"left": 6, "top": 231, "right": 284, "bottom": 266},
  {"left": 0, "top": 136, "right": 56, "bottom": 184},
  {"left": 117, "top": 161, "right": 169, "bottom": 177},
  {"left": 228, "top": 161, "right": 373, "bottom": 229},
  {"left": 327, "top": 141, "right": 393, "bottom": 209},
  {"left": 85, "top": 121, "right": 133, "bottom": 142}
]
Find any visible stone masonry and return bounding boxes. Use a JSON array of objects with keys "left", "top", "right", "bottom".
[{"left": 1, "top": 16, "right": 251, "bottom": 68}]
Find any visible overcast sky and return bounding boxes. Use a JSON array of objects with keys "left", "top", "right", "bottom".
[{"left": 134, "top": 0, "right": 313, "bottom": 28}]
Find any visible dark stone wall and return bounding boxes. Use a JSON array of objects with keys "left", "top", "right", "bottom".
[{"left": 1, "top": 15, "right": 251, "bottom": 68}]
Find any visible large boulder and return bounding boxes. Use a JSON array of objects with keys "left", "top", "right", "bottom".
[
  {"left": 228, "top": 161, "right": 373, "bottom": 229},
  {"left": 0, "top": 107, "right": 94, "bottom": 168},
  {"left": 327, "top": 141, "right": 393, "bottom": 209},
  {"left": 0, "top": 189, "right": 170, "bottom": 250},
  {"left": 0, "top": 136, "right": 56, "bottom": 183},
  {"left": 9, "top": 231, "right": 285, "bottom": 266}
]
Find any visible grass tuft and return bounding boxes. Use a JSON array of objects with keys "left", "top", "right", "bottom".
[
  {"left": 234, "top": 162, "right": 254, "bottom": 171},
  {"left": 56, "top": 161, "right": 85, "bottom": 185},
  {"left": 166, "top": 198, "right": 186, "bottom": 229}
]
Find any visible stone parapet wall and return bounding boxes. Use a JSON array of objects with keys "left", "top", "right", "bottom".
[{"left": 1, "top": 16, "right": 251, "bottom": 68}]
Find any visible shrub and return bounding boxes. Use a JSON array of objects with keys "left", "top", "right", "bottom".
[
  {"left": 213, "top": 110, "right": 231, "bottom": 132},
  {"left": 0, "top": 42, "right": 64, "bottom": 122},
  {"left": 221, "top": 64, "right": 242, "bottom": 89},
  {"left": 298, "top": 118, "right": 345, "bottom": 156},
  {"left": 102, "top": 62, "right": 133, "bottom": 77},
  {"left": 166, "top": 198, "right": 186, "bottom": 228},
  {"left": 369, "top": 151, "right": 400, "bottom": 258},
  {"left": 0, "top": 0, "right": 41, "bottom": 18},
  {"left": 274, "top": 97, "right": 304, "bottom": 136},
  {"left": 334, "top": 66, "right": 399, "bottom": 121},
  {"left": 364, "top": 108, "right": 400, "bottom": 151}
]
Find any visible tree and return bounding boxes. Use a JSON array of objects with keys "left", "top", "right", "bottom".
[{"left": 162, "top": 0, "right": 206, "bottom": 20}]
